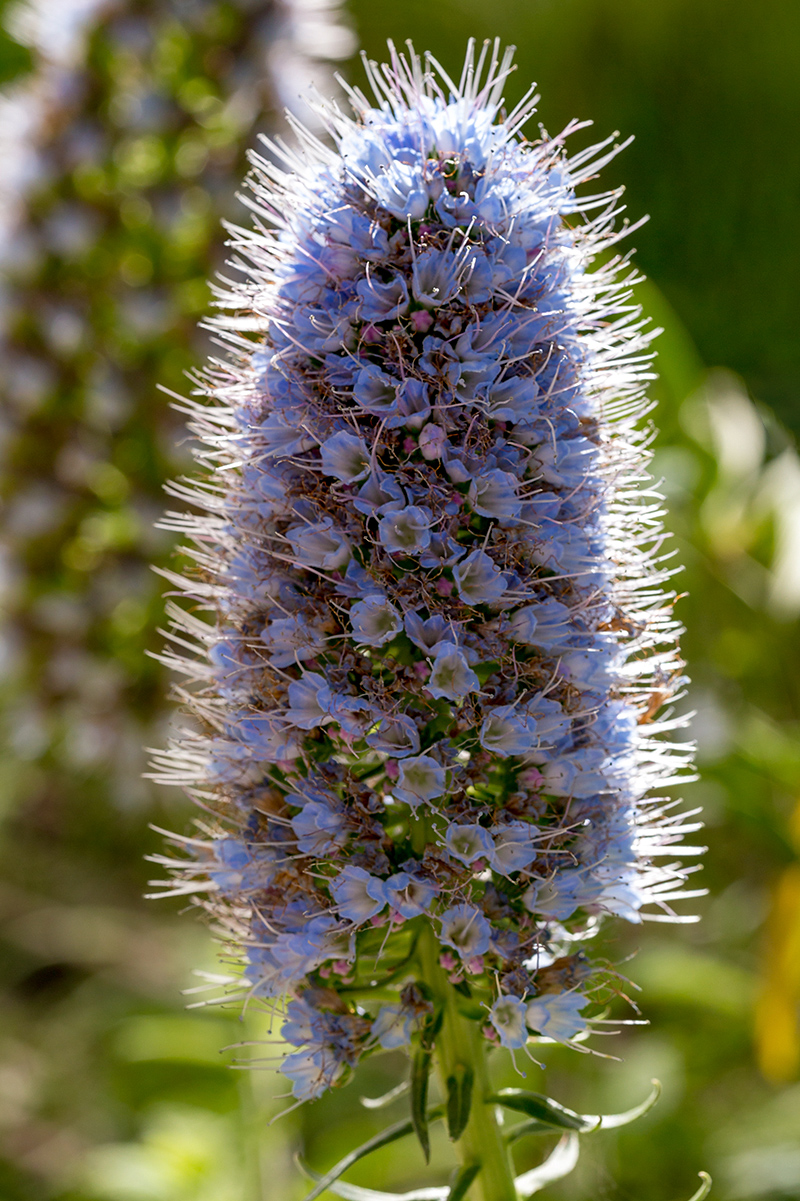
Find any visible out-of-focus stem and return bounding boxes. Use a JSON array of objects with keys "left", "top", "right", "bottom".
[{"left": 419, "top": 925, "right": 517, "bottom": 1201}]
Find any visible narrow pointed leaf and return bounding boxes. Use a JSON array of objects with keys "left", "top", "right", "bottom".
[
  {"left": 361, "top": 1081, "right": 410, "bottom": 1110},
  {"left": 684, "top": 1172, "right": 712, "bottom": 1201},
  {"left": 458, "top": 1068, "right": 474, "bottom": 1142},
  {"left": 506, "top": 1118, "right": 562, "bottom": 1144},
  {"left": 445, "top": 1065, "right": 474, "bottom": 1142},
  {"left": 514, "top": 1134, "right": 580, "bottom": 1198},
  {"left": 488, "top": 1090, "right": 598, "bottom": 1132},
  {"left": 299, "top": 1166, "right": 447, "bottom": 1201},
  {"left": 411, "top": 1048, "right": 432, "bottom": 1162},
  {"left": 299, "top": 1118, "right": 416, "bottom": 1201},
  {"left": 447, "top": 1163, "right": 481, "bottom": 1201}
]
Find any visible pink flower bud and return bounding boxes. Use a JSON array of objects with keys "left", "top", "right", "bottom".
[
  {"left": 419, "top": 423, "right": 447, "bottom": 461},
  {"left": 410, "top": 310, "right": 434, "bottom": 332}
]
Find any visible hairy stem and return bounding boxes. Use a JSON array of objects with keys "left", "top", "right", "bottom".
[{"left": 419, "top": 926, "right": 517, "bottom": 1201}]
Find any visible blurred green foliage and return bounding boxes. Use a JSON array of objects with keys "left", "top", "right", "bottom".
[{"left": 1, "top": 1, "right": 800, "bottom": 1199}]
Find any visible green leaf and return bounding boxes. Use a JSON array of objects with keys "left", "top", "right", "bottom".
[
  {"left": 445, "top": 1065, "right": 474, "bottom": 1142},
  {"left": 684, "top": 1172, "right": 712, "bottom": 1201},
  {"left": 360, "top": 1081, "right": 410, "bottom": 1110},
  {"left": 505, "top": 1119, "right": 561, "bottom": 1144},
  {"left": 447, "top": 1162, "right": 481, "bottom": 1201},
  {"left": 298, "top": 1167, "right": 448, "bottom": 1201},
  {"left": 298, "top": 1118, "right": 417, "bottom": 1201},
  {"left": 297, "top": 1107, "right": 445, "bottom": 1201},
  {"left": 487, "top": 1090, "right": 598, "bottom": 1133},
  {"left": 411, "top": 1047, "right": 432, "bottom": 1163},
  {"left": 514, "top": 1134, "right": 580, "bottom": 1198}
]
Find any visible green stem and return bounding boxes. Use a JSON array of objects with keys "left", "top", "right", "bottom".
[{"left": 419, "top": 926, "right": 517, "bottom": 1201}]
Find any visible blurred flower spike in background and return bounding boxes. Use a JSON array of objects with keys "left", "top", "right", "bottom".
[{"left": 148, "top": 38, "right": 703, "bottom": 1198}]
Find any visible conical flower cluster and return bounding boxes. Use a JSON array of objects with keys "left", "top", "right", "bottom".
[{"left": 152, "top": 41, "right": 698, "bottom": 1104}]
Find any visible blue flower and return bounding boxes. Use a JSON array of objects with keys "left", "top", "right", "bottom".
[
  {"left": 444, "top": 823, "right": 494, "bottom": 867},
  {"left": 525, "top": 993, "right": 588, "bottom": 1044},
  {"left": 412, "top": 248, "right": 461, "bottom": 308},
  {"left": 396, "top": 379, "right": 431, "bottom": 428},
  {"left": 382, "top": 871, "right": 439, "bottom": 918},
  {"left": 285, "top": 673, "right": 333, "bottom": 729},
  {"left": 506, "top": 598, "right": 573, "bottom": 649},
  {"left": 487, "top": 822, "right": 538, "bottom": 876},
  {"left": 261, "top": 614, "right": 327, "bottom": 668},
  {"left": 353, "top": 364, "right": 400, "bottom": 420},
  {"left": 320, "top": 431, "right": 371, "bottom": 483},
  {"left": 291, "top": 798, "right": 347, "bottom": 857},
  {"left": 286, "top": 519, "right": 351, "bottom": 571},
  {"left": 157, "top": 41, "right": 696, "bottom": 1108},
  {"left": 481, "top": 376, "right": 541, "bottom": 424},
  {"left": 372, "top": 1004, "right": 415, "bottom": 1049},
  {"left": 372, "top": 160, "right": 430, "bottom": 220},
  {"left": 259, "top": 412, "right": 316, "bottom": 457},
  {"left": 366, "top": 715, "right": 420, "bottom": 758},
  {"left": 439, "top": 904, "right": 492, "bottom": 959},
  {"left": 453, "top": 549, "right": 508, "bottom": 605},
  {"left": 404, "top": 610, "right": 456, "bottom": 652},
  {"left": 349, "top": 594, "right": 403, "bottom": 646},
  {"left": 330, "top": 865, "right": 386, "bottom": 923},
  {"left": 356, "top": 272, "right": 409, "bottom": 322},
  {"left": 393, "top": 754, "right": 446, "bottom": 810},
  {"left": 378, "top": 505, "right": 433, "bottom": 555},
  {"left": 468, "top": 469, "right": 522, "bottom": 522},
  {"left": 426, "top": 641, "right": 480, "bottom": 703},
  {"left": 479, "top": 705, "right": 538, "bottom": 758},
  {"left": 282, "top": 1048, "right": 342, "bottom": 1100},
  {"left": 489, "top": 995, "right": 528, "bottom": 1049},
  {"left": 353, "top": 471, "right": 406, "bottom": 517}
]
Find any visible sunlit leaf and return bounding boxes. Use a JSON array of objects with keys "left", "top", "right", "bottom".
[
  {"left": 298, "top": 1118, "right": 417, "bottom": 1201},
  {"left": 513, "top": 1134, "right": 580, "bottom": 1198},
  {"left": 299, "top": 1166, "right": 448, "bottom": 1201},
  {"left": 488, "top": 1090, "right": 598, "bottom": 1132},
  {"left": 360, "top": 1081, "right": 410, "bottom": 1110}
]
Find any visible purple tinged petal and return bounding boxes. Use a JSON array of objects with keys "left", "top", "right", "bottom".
[
  {"left": 525, "top": 993, "right": 588, "bottom": 1044},
  {"left": 489, "top": 995, "right": 529, "bottom": 1049},
  {"left": 426, "top": 641, "right": 480, "bottom": 702},
  {"left": 330, "top": 865, "right": 385, "bottom": 923},
  {"left": 349, "top": 594, "right": 403, "bottom": 646},
  {"left": 393, "top": 755, "right": 446, "bottom": 810},
  {"left": 453, "top": 549, "right": 507, "bottom": 605},
  {"left": 286, "top": 519, "right": 351, "bottom": 571},
  {"left": 439, "top": 905, "right": 492, "bottom": 959},
  {"left": 320, "top": 431, "right": 371, "bottom": 482},
  {"left": 378, "top": 505, "right": 433, "bottom": 555}
]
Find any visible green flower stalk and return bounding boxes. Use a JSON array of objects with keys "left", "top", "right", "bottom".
[{"left": 151, "top": 39, "right": 702, "bottom": 1200}]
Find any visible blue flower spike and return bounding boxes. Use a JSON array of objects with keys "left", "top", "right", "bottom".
[{"left": 149, "top": 39, "right": 702, "bottom": 1201}]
